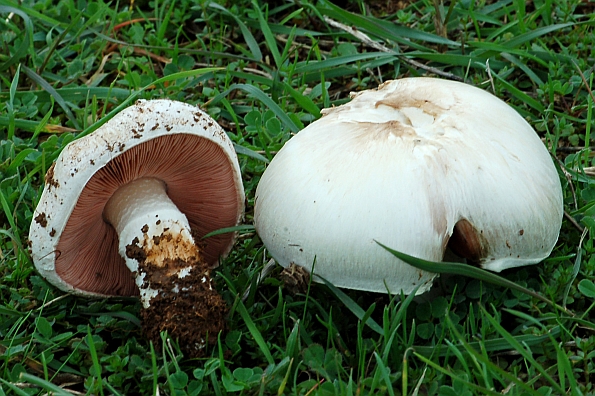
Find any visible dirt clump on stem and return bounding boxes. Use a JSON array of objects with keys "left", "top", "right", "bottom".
[{"left": 127, "top": 239, "right": 227, "bottom": 358}]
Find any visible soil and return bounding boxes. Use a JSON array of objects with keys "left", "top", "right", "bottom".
[
  {"left": 34, "top": 212, "right": 48, "bottom": 227},
  {"left": 126, "top": 236, "right": 227, "bottom": 358},
  {"left": 279, "top": 263, "right": 311, "bottom": 295}
]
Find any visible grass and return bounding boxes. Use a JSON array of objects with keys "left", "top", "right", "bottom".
[{"left": 0, "top": 0, "right": 594, "bottom": 394}]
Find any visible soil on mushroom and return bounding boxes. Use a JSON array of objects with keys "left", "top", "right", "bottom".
[{"left": 126, "top": 240, "right": 227, "bottom": 358}]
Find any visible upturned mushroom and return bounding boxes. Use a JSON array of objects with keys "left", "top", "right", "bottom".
[
  {"left": 254, "top": 77, "right": 563, "bottom": 295},
  {"left": 29, "top": 99, "right": 244, "bottom": 356}
]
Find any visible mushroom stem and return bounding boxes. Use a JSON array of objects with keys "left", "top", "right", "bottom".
[
  {"left": 104, "top": 177, "right": 204, "bottom": 308},
  {"left": 104, "top": 177, "right": 228, "bottom": 355}
]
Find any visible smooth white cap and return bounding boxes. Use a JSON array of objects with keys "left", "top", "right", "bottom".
[{"left": 254, "top": 78, "right": 563, "bottom": 295}]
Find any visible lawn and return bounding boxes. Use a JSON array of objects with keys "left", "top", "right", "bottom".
[{"left": 1, "top": 0, "right": 595, "bottom": 394}]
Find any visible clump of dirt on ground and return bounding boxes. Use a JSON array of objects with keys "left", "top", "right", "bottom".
[
  {"left": 128, "top": 241, "right": 227, "bottom": 358},
  {"left": 279, "top": 263, "right": 311, "bottom": 295}
]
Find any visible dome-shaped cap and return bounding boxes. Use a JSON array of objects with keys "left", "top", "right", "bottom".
[{"left": 254, "top": 77, "right": 563, "bottom": 295}]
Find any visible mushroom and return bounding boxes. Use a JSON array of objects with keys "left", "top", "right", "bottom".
[
  {"left": 254, "top": 77, "right": 563, "bottom": 295},
  {"left": 29, "top": 99, "right": 245, "bottom": 356}
]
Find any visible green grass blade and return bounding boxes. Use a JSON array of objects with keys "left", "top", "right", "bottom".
[
  {"left": 376, "top": 241, "right": 567, "bottom": 313},
  {"left": 102, "top": 379, "right": 124, "bottom": 396},
  {"left": 0, "top": 1, "right": 64, "bottom": 27},
  {"left": 86, "top": 327, "right": 105, "bottom": 396},
  {"left": 448, "top": 316, "right": 542, "bottom": 395},
  {"left": 157, "top": 0, "right": 176, "bottom": 43},
  {"left": 318, "top": 0, "right": 459, "bottom": 48},
  {"left": 504, "top": 22, "right": 575, "bottom": 48},
  {"left": 500, "top": 52, "right": 544, "bottom": 85},
  {"left": 20, "top": 65, "right": 81, "bottom": 130},
  {"left": 17, "top": 373, "right": 75, "bottom": 396},
  {"left": 503, "top": 305, "right": 594, "bottom": 386},
  {"left": 316, "top": 275, "right": 384, "bottom": 335},
  {"left": 0, "top": 117, "right": 72, "bottom": 133},
  {"left": 563, "top": 228, "right": 587, "bottom": 307},
  {"left": 233, "top": 143, "right": 270, "bottom": 163},
  {"left": 75, "top": 68, "right": 222, "bottom": 139},
  {"left": 202, "top": 225, "right": 255, "bottom": 239},
  {"left": 0, "top": 87, "right": 132, "bottom": 104},
  {"left": 382, "top": 293, "right": 417, "bottom": 360},
  {"left": 479, "top": 306, "right": 565, "bottom": 394},
  {"left": 0, "top": 188, "right": 18, "bottom": 238},
  {"left": 251, "top": 0, "right": 281, "bottom": 67},
  {"left": 283, "top": 82, "right": 321, "bottom": 118},
  {"left": 491, "top": 72, "right": 545, "bottom": 112},
  {"left": 0, "top": 6, "right": 33, "bottom": 72},
  {"left": 5, "top": 148, "right": 35, "bottom": 174},
  {"left": 149, "top": 342, "right": 158, "bottom": 395},
  {"left": 0, "top": 303, "right": 25, "bottom": 317},
  {"left": 208, "top": 2, "right": 262, "bottom": 61},
  {"left": 6, "top": 63, "right": 19, "bottom": 139},
  {"left": 209, "top": 83, "right": 300, "bottom": 132},
  {"left": 411, "top": 353, "right": 502, "bottom": 396},
  {"left": 235, "top": 299, "right": 275, "bottom": 365},
  {"left": 372, "top": 352, "right": 395, "bottom": 396},
  {"left": 78, "top": 309, "right": 141, "bottom": 328},
  {"left": 413, "top": 326, "right": 561, "bottom": 357},
  {"left": 295, "top": 52, "right": 394, "bottom": 74},
  {"left": 0, "top": 377, "right": 39, "bottom": 396},
  {"left": 406, "top": 51, "right": 489, "bottom": 68},
  {"left": 29, "top": 97, "right": 55, "bottom": 141}
]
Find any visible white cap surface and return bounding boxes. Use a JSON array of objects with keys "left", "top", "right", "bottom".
[{"left": 254, "top": 78, "right": 563, "bottom": 295}]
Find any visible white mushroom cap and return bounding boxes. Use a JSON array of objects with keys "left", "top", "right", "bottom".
[
  {"left": 254, "top": 77, "right": 563, "bottom": 295},
  {"left": 29, "top": 99, "right": 245, "bottom": 297}
]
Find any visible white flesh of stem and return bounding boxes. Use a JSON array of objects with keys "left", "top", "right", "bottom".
[{"left": 103, "top": 177, "right": 198, "bottom": 308}]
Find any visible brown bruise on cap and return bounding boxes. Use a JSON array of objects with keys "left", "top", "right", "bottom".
[
  {"left": 374, "top": 97, "right": 447, "bottom": 120},
  {"left": 55, "top": 133, "right": 240, "bottom": 296}
]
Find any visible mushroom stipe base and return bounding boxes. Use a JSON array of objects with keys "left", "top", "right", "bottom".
[{"left": 126, "top": 238, "right": 227, "bottom": 358}]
